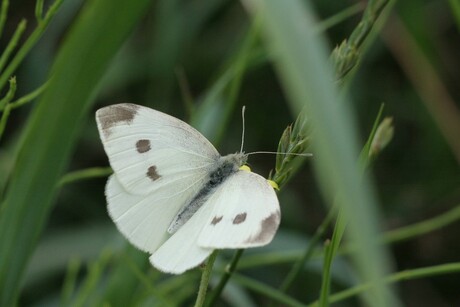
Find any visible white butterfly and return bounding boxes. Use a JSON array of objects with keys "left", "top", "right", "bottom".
[{"left": 96, "top": 103, "right": 280, "bottom": 274}]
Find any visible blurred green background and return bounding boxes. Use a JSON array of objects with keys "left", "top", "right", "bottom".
[{"left": 0, "top": 0, "right": 459, "bottom": 306}]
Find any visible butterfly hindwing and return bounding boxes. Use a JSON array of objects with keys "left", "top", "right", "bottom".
[
  {"left": 198, "top": 171, "right": 280, "bottom": 249},
  {"left": 106, "top": 175, "right": 188, "bottom": 253},
  {"left": 149, "top": 197, "right": 215, "bottom": 274}
]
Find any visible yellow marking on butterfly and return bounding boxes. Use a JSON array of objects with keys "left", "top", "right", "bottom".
[
  {"left": 239, "top": 165, "right": 251, "bottom": 172},
  {"left": 267, "top": 180, "right": 279, "bottom": 191}
]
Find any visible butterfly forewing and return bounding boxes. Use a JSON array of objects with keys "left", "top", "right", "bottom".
[
  {"left": 197, "top": 171, "right": 280, "bottom": 249},
  {"left": 96, "top": 103, "right": 219, "bottom": 196}
]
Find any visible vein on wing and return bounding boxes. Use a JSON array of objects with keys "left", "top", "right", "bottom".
[
  {"left": 119, "top": 173, "right": 209, "bottom": 235},
  {"left": 106, "top": 136, "right": 217, "bottom": 161},
  {"left": 112, "top": 171, "right": 208, "bottom": 221},
  {"left": 118, "top": 158, "right": 213, "bottom": 183}
]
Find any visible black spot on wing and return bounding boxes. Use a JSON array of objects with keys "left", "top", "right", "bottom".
[
  {"left": 147, "top": 165, "right": 161, "bottom": 181},
  {"left": 233, "top": 213, "right": 247, "bottom": 224},
  {"left": 136, "top": 139, "right": 151, "bottom": 153},
  {"left": 211, "top": 216, "right": 223, "bottom": 225},
  {"left": 97, "top": 104, "right": 139, "bottom": 137},
  {"left": 245, "top": 211, "right": 280, "bottom": 244}
]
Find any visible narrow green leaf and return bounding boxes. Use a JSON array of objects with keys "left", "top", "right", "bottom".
[
  {"left": 0, "top": 0, "right": 151, "bottom": 304},
  {"left": 243, "top": 0, "right": 400, "bottom": 306}
]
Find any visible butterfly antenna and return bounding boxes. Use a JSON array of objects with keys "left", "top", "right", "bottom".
[
  {"left": 247, "top": 151, "right": 313, "bottom": 157},
  {"left": 240, "top": 105, "right": 246, "bottom": 153}
]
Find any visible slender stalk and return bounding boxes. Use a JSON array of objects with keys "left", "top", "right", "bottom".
[
  {"left": 0, "top": 77, "right": 16, "bottom": 141},
  {"left": 308, "top": 262, "right": 460, "bottom": 306},
  {"left": 318, "top": 240, "right": 333, "bottom": 307},
  {"left": 60, "top": 258, "right": 81, "bottom": 306},
  {"left": 0, "top": 19, "right": 26, "bottom": 73},
  {"left": 1, "top": 80, "right": 50, "bottom": 111},
  {"left": 0, "top": 0, "right": 64, "bottom": 90},
  {"left": 232, "top": 273, "right": 307, "bottom": 307},
  {"left": 278, "top": 208, "right": 335, "bottom": 294},
  {"left": 382, "top": 203, "right": 460, "bottom": 244},
  {"left": 58, "top": 167, "right": 113, "bottom": 187},
  {"left": 35, "top": 0, "right": 44, "bottom": 23},
  {"left": 194, "top": 250, "right": 218, "bottom": 307},
  {"left": 0, "top": 0, "right": 8, "bottom": 39},
  {"left": 205, "top": 249, "right": 244, "bottom": 306}
]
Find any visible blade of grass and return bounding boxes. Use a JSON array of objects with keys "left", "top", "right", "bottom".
[
  {"left": 243, "top": 1, "right": 400, "bottom": 306},
  {"left": 318, "top": 240, "right": 333, "bottom": 307},
  {"left": 58, "top": 167, "right": 112, "bottom": 187},
  {"left": 382, "top": 203, "right": 460, "bottom": 244},
  {"left": 60, "top": 258, "right": 82, "bottom": 306},
  {"left": 277, "top": 208, "right": 335, "bottom": 295},
  {"left": 308, "top": 262, "right": 460, "bottom": 306},
  {"left": 0, "top": 0, "right": 151, "bottom": 304},
  {"left": 232, "top": 273, "right": 307, "bottom": 307}
]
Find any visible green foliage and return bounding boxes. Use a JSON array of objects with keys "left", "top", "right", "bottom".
[{"left": 0, "top": 0, "right": 459, "bottom": 306}]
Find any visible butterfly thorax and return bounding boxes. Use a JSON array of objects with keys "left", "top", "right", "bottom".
[{"left": 167, "top": 152, "right": 248, "bottom": 234}]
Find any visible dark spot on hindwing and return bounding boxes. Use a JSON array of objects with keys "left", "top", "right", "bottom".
[
  {"left": 136, "top": 139, "right": 151, "bottom": 153},
  {"left": 245, "top": 211, "right": 280, "bottom": 244},
  {"left": 233, "top": 212, "right": 247, "bottom": 224},
  {"left": 211, "top": 216, "right": 223, "bottom": 225},
  {"left": 147, "top": 165, "right": 161, "bottom": 181},
  {"left": 97, "top": 104, "right": 139, "bottom": 137}
]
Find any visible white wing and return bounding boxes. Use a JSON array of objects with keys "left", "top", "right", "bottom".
[
  {"left": 198, "top": 171, "right": 280, "bottom": 249},
  {"left": 106, "top": 175, "right": 190, "bottom": 253},
  {"left": 96, "top": 103, "right": 220, "bottom": 196},
  {"left": 98, "top": 103, "right": 220, "bottom": 254},
  {"left": 149, "top": 196, "right": 215, "bottom": 274}
]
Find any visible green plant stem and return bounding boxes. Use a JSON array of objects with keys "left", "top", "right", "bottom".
[
  {"left": 233, "top": 273, "right": 307, "bottom": 307},
  {"left": 58, "top": 167, "right": 112, "bottom": 187},
  {"left": 333, "top": 0, "right": 392, "bottom": 79},
  {"left": 308, "top": 262, "right": 460, "bottom": 306},
  {"left": 0, "top": 0, "right": 63, "bottom": 90},
  {"left": 318, "top": 240, "right": 333, "bottom": 307},
  {"left": 278, "top": 208, "right": 335, "bottom": 294},
  {"left": 0, "top": 80, "right": 49, "bottom": 111},
  {"left": 205, "top": 249, "right": 244, "bottom": 306},
  {"left": 194, "top": 250, "right": 218, "bottom": 307},
  {"left": 382, "top": 203, "right": 460, "bottom": 244},
  {"left": 35, "top": 0, "right": 44, "bottom": 23},
  {"left": 60, "top": 258, "right": 81, "bottom": 306},
  {"left": 0, "top": 19, "right": 26, "bottom": 73},
  {"left": 315, "top": 3, "right": 364, "bottom": 33},
  {"left": 449, "top": 0, "right": 460, "bottom": 31},
  {"left": 0, "top": 0, "right": 8, "bottom": 39},
  {"left": 70, "top": 251, "right": 111, "bottom": 307},
  {"left": 213, "top": 16, "right": 261, "bottom": 145},
  {"left": 0, "top": 77, "right": 16, "bottom": 141}
]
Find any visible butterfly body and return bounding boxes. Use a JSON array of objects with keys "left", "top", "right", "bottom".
[
  {"left": 168, "top": 153, "right": 247, "bottom": 234},
  {"left": 96, "top": 103, "right": 280, "bottom": 274}
]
